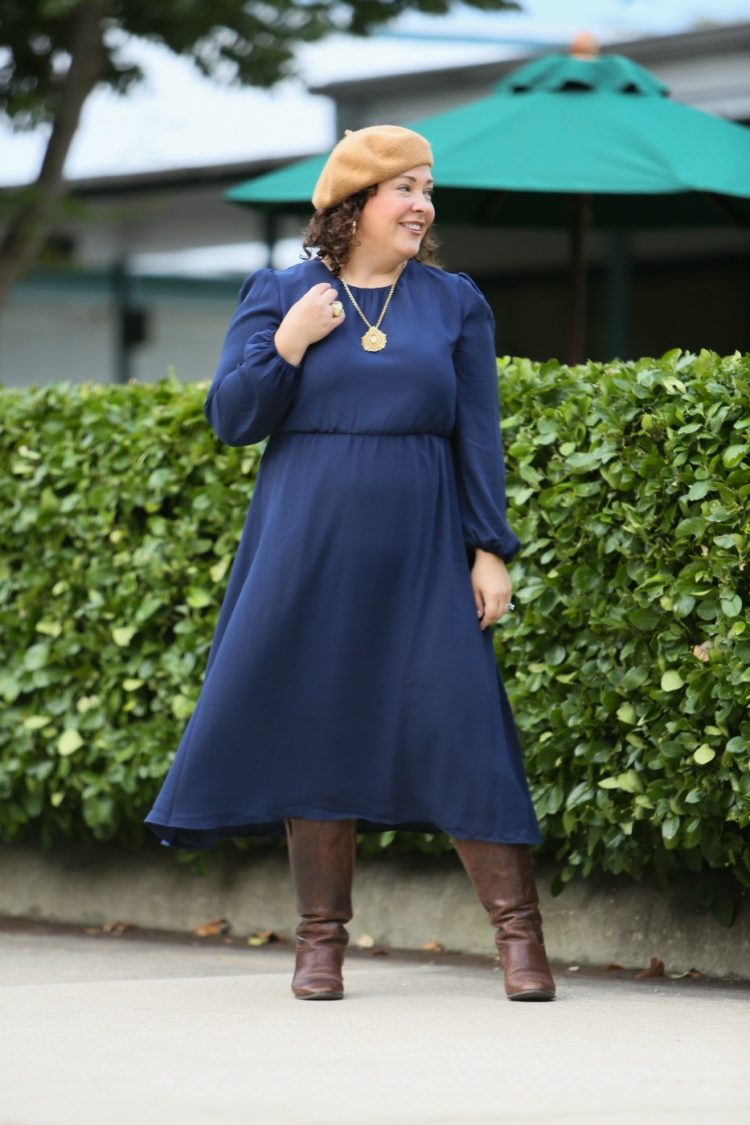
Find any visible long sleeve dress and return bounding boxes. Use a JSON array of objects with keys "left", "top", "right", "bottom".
[{"left": 144, "top": 255, "right": 542, "bottom": 849}]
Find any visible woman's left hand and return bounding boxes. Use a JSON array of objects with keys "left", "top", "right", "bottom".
[{"left": 471, "top": 550, "right": 512, "bottom": 631}]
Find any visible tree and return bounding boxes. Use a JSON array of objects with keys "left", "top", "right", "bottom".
[{"left": 0, "top": 0, "right": 519, "bottom": 307}]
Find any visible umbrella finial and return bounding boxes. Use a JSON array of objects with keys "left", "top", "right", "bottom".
[{"left": 570, "top": 31, "right": 599, "bottom": 59}]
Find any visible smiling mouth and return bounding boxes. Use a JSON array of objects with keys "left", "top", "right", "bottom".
[{"left": 400, "top": 223, "right": 424, "bottom": 234}]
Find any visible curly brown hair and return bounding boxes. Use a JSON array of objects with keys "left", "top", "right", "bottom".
[{"left": 299, "top": 184, "right": 443, "bottom": 278}]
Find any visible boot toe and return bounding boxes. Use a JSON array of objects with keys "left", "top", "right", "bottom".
[
  {"left": 507, "top": 986, "right": 556, "bottom": 1001},
  {"left": 294, "top": 986, "right": 344, "bottom": 1000},
  {"left": 505, "top": 974, "right": 556, "bottom": 1001}
]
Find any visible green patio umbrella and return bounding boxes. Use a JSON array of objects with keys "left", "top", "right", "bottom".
[{"left": 227, "top": 48, "right": 750, "bottom": 362}]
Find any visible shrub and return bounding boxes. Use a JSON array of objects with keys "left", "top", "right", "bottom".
[
  {"left": 0, "top": 350, "right": 748, "bottom": 921},
  {"left": 495, "top": 349, "right": 749, "bottom": 923},
  {"left": 0, "top": 375, "right": 248, "bottom": 848}
]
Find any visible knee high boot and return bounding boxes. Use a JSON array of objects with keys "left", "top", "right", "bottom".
[
  {"left": 284, "top": 817, "right": 357, "bottom": 1000},
  {"left": 449, "top": 837, "right": 556, "bottom": 1001}
]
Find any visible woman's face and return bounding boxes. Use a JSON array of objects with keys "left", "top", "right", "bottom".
[{"left": 357, "top": 164, "right": 435, "bottom": 259}]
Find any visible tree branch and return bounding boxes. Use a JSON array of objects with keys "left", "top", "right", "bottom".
[{"left": 0, "top": 0, "right": 108, "bottom": 308}]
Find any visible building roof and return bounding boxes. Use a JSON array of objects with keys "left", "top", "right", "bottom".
[
  {"left": 308, "top": 20, "right": 750, "bottom": 102},
  {"left": 56, "top": 154, "right": 320, "bottom": 199}
]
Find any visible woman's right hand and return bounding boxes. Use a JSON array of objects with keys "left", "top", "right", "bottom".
[{"left": 274, "top": 282, "right": 345, "bottom": 366}]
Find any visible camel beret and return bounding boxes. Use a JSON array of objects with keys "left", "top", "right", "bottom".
[{"left": 311, "top": 124, "right": 433, "bottom": 211}]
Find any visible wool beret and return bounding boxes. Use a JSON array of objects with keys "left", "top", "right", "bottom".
[{"left": 312, "top": 124, "right": 433, "bottom": 211}]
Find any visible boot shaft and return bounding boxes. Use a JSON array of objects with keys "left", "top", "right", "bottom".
[
  {"left": 449, "top": 838, "right": 539, "bottom": 921},
  {"left": 285, "top": 817, "right": 356, "bottom": 923}
]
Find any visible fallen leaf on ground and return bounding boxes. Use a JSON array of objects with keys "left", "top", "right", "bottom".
[
  {"left": 370, "top": 947, "right": 390, "bottom": 957},
  {"left": 82, "top": 927, "right": 100, "bottom": 935},
  {"left": 101, "top": 920, "right": 136, "bottom": 934},
  {"left": 634, "top": 956, "right": 664, "bottom": 979},
  {"left": 247, "top": 929, "right": 284, "bottom": 946},
  {"left": 603, "top": 962, "right": 625, "bottom": 971},
  {"left": 422, "top": 940, "right": 445, "bottom": 953},
  {"left": 670, "top": 968, "right": 702, "bottom": 979},
  {"left": 193, "top": 917, "right": 230, "bottom": 938}
]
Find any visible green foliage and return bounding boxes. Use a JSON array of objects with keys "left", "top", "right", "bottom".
[
  {"left": 495, "top": 348, "right": 750, "bottom": 922},
  {"left": 0, "top": 372, "right": 257, "bottom": 848},
  {"left": 0, "top": 349, "right": 748, "bottom": 923}
]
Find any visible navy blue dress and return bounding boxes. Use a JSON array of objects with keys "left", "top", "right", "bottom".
[{"left": 144, "top": 255, "right": 542, "bottom": 849}]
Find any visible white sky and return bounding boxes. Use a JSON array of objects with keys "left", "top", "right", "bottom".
[{"left": 1, "top": 0, "right": 749, "bottom": 187}]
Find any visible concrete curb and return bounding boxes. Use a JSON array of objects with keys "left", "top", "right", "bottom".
[{"left": 1, "top": 842, "right": 747, "bottom": 979}]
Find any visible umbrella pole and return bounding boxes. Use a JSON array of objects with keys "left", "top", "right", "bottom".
[
  {"left": 608, "top": 231, "right": 630, "bottom": 360},
  {"left": 568, "top": 193, "right": 588, "bottom": 366}
]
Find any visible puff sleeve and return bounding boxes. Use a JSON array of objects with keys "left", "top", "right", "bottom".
[
  {"left": 450, "top": 273, "right": 521, "bottom": 564},
  {"left": 203, "top": 268, "right": 302, "bottom": 446}
]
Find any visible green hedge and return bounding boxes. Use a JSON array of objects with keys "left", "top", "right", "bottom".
[
  {"left": 497, "top": 349, "right": 749, "bottom": 923},
  {"left": 1, "top": 350, "right": 748, "bottom": 921}
]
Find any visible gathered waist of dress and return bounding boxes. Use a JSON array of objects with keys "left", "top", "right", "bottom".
[{"left": 275, "top": 428, "right": 452, "bottom": 439}]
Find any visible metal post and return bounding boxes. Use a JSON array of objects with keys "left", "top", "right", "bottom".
[
  {"left": 608, "top": 231, "right": 630, "bottom": 359},
  {"left": 112, "top": 259, "right": 129, "bottom": 385},
  {"left": 264, "top": 210, "right": 278, "bottom": 269}
]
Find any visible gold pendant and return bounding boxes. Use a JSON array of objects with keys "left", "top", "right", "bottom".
[{"left": 361, "top": 327, "right": 387, "bottom": 352}]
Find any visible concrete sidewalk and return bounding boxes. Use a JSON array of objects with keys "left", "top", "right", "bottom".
[{"left": 2, "top": 920, "right": 748, "bottom": 1125}]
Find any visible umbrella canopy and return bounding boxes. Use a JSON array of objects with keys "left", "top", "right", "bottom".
[{"left": 228, "top": 52, "right": 750, "bottom": 227}]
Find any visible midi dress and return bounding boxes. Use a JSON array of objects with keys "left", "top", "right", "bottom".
[{"left": 144, "top": 254, "right": 542, "bottom": 850}]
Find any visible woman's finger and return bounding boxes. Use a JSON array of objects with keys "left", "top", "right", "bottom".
[
  {"left": 308, "top": 282, "right": 337, "bottom": 295},
  {"left": 475, "top": 588, "right": 507, "bottom": 630},
  {"left": 482, "top": 598, "right": 500, "bottom": 630}
]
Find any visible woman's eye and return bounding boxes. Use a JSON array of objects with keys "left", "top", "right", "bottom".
[{"left": 398, "top": 185, "right": 434, "bottom": 196}]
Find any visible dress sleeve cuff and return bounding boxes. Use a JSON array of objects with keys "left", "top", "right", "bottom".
[
  {"left": 243, "top": 327, "right": 302, "bottom": 372},
  {"left": 467, "top": 531, "right": 522, "bottom": 563}
]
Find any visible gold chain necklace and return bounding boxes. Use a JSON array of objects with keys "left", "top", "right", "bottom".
[{"left": 339, "top": 261, "right": 407, "bottom": 352}]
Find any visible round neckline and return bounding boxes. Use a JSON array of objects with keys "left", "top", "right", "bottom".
[{"left": 316, "top": 257, "right": 409, "bottom": 292}]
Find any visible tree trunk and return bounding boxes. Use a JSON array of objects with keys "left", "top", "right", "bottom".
[{"left": 0, "top": 0, "right": 107, "bottom": 310}]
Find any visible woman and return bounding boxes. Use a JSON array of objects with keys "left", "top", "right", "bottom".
[{"left": 145, "top": 124, "right": 556, "bottom": 1004}]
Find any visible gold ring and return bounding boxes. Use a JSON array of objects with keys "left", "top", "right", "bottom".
[{"left": 330, "top": 301, "right": 343, "bottom": 318}]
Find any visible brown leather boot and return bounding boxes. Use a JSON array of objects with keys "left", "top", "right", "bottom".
[
  {"left": 449, "top": 837, "right": 556, "bottom": 1001},
  {"left": 284, "top": 817, "right": 356, "bottom": 1000}
]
